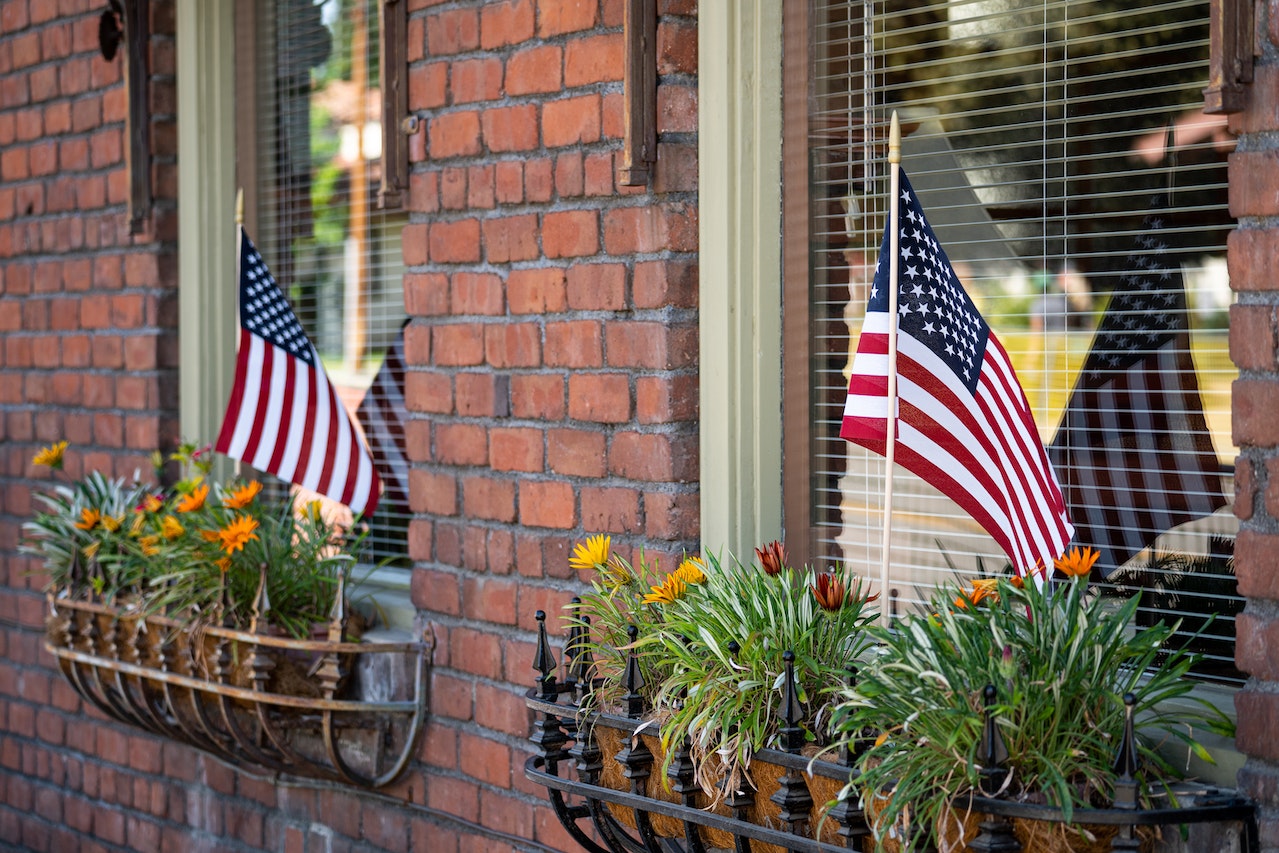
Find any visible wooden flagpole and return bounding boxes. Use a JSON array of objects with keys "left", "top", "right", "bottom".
[{"left": 880, "top": 113, "right": 902, "bottom": 628}]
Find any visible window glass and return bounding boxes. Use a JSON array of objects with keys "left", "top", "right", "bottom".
[
  {"left": 240, "top": 0, "right": 409, "bottom": 566},
  {"left": 803, "top": 0, "right": 1239, "bottom": 680}
]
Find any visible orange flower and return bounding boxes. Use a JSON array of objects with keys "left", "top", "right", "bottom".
[
  {"left": 812, "top": 571, "right": 847, "bottom": 611},
  {"left": 954, "top": 577, "right": 999, "bottom": 610},
  {"left": 215, "top": 556, "right": 231, "bottom": 573},
  {"left": 223, "top": 481, "right": 262, "bottom": 510},
  {"left": 75, "top": 508, "right": 101, "bottom": 531},
  {"left": 755, "top": 540, "right": 786, "bottom": 576},
  {"left": 138, "top": 535, "right": 161, "bottom": 557},
  {"left": 1053, "top": 546, "right": 1099, "bottom": 579},
  {"left": 161, "top": 515, "right": 185, "bottom": 540},
  {"left": 216, "top": 514, "right": 259, "bottom": 555},
  {"left": 176, "top": 482, "right": 209, "bottom": 513}
]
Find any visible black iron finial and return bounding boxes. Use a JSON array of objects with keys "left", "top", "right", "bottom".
[
  {"left": 1112, "top": 692, "right": 1140, "bottom": 809},
  {"left": 570, "top": 610, "right": 595, "bottom": 703},
  {"left": 622, "top": 624, "right": 645, "bottom": 718},
  {"left": 533, "top": 610, "right": 558, "bottom": 700},
  {"left": 978, "top": 683, "right": 1009, "bottom": 795},
  {"left": 778, "top": 650, "right": 804, "bottom": 753}
]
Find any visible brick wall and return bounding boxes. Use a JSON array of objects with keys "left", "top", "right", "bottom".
[
  {"left": 1229, "top": 4, "right": 1279, "bottom": 846},
  {"left": 401, "top": 0, "right": 699, "bottom": 847},
  {"left": 0, "top": 0, "right": 699, "bottom": 851}
]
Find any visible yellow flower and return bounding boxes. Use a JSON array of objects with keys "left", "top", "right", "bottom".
[
  {"left": 642, "top": 572, "right": 688, "bottom": 605},
  {"left": 32, "top": 441, "right": 67, "bottom": 470},
  {"left": 301, "top": 500, "right": 324, "bottom": 523},
  {"left": 161, "top": 516, "right": 185, "bottom": 540},
  {"left": 83, "top": 541, "right": 101, "bottom": 559},
  {"left": 100, "top": 514, "right": 123, "bottom": 533},
  {"left": 176, "top": 482, "right": 209, "bottom": 513},
  {"left": 215, "top": 556, "right": 231, "bottom": 573},
  {"left": 673, "top": 556, "right": 706, "bottom": 585},
  {"left": 200, "top": 529, "right": 220, "bottom": 543},
  {"left": 75, "top": 508, "right": 101, "bottom": 531},
  {"left": 129, "top": 513, "right": 147, "bottom": 536},
  {"left": 138, "top": 494, "right": 163, "bottom": 513},
  {"left": 569, "top": 534, "right": 611, "bottom": 572},
  {"left": 224, "top": 481, "right": 262, "bottom": 510},
  {"left": 217, "top": 514, "right": 259, "bottom": 555},
  {"left": 1054, "top": 546, "right": 1099, "bottom": 579},
  {"left": 139, "top": 535, "right": 160, "bottom": 557}
]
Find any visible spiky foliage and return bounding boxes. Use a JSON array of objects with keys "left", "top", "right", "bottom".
[{"left": 835, "top": 568, "right": 1234, "bottom": 852}]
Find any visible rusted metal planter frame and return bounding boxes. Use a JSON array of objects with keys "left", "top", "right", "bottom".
[{"left": 45, "top": 590, "right": 431, "bottom": 789}]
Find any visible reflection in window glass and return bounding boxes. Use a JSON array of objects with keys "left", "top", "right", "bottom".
[
  {"left": 243, "top": 0, "right": 409, "bottom": 566},
  {"left": 806, "top": 0, "right": 1240, "bottom": 680}
]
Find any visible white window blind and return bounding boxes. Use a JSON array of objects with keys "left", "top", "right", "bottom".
[
  {"left": 239, "top": 0, "right": 410, "bottom": 565},
  {"left": 802, "top": 0, "right": 1239, "bottom": 681}
]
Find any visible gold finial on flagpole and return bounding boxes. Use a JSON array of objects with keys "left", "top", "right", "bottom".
[
  {"left": 235, "top": 188, "right": 244, "bottom": 227},
  {"left": 889, "top": 111, "right": 901, "bottom": 164}
]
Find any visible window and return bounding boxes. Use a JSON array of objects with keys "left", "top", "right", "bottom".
[
  {"left": 235, "top": 0, "right": 410, "bottom": 567},
  {"left": 788, "top": 1, "right": 1240, "bottom": 681}
]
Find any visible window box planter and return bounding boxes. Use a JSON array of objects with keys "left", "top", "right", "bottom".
[{"left": 45, "top": 583, "right": 431, "bottom": 789}]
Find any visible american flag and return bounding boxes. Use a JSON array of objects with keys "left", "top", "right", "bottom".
[
  {"left": 1048, "top": 201, "right": 1225, "bottom": 577},
  {"left": 355, "top": 326, "right": 409, "bottom": 514},
  {"left": 215, "top": 227, "right": 381, "bottom": 517},
  {"left": 841, "top": 168, "right": 1074, "bottom": 577}
]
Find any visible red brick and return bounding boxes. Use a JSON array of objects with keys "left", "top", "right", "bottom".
[
  {"left": 506, "top": 44, "right": 562, "bottom": 95},
  {"left": 1235, "top": 379, "right": 1279, "bottom": 446},
  {"left": 482, "top": 213, "right": 539, "bottom": 262},
  {"left": 508, "top": 267, "right": 567, "bottom": 314},
  {"left": 480, "top": 103, "right": 539, "bottom": 154},
  {"left": 658, "top": 19, "right": 698, "bottom": 75},
  {"left": 1237, "top": 687, "right": 1279, "bottom": 762},
  {"left": 441, "top": 166, "right": 467, "bottom": 210},
  {"left": 455, "top": 372, "right": 505, "bottom": 416},
  {"left": 607, "top": 321, "right": 696, "bottom": 369},
  {"left": 657, "top": 82, "right": 698, "bottom": 134},
  {"left": 485, "top": 322, "right": 542, "bottom": 368},
  {"left": 609, "top": 431, "right": 698, "bottom": 481},
  {"left": 434, "top": 423, "right": 487, "bottom": 470},
  {"left": 1266, "top": 457, "right": 1279, "bottom": 520},
  {"left": 604, "top": 203, "right": 697, "bottom": 254},
  {"left": 462, "top": 576, "right": 518, "bottom": 626},
  {"left": 405, "top": 272, "right": 450, "bottom": 315},
  {"left": 580, "top": 486, "right": 640, "bottom": 533},
  {"left": 427, "top": 8, "right": 481, "bottom": 55},
  {"left": 584, "top": 151, "right": 615, "bottom": 196},
  {"left": 602, "top": 90, "right": 627, "bottom": 141},
  {"left": 654, "top": 141, "right": 698, "bottom": 193},
  {"left": 430, "top": 218, "right": 482, "bottom": 264},
  {"left": 543, "top": 209, "right": 599, "bottom": 258},
  {"left": 449, "top": 626, "right": 504, "bottom": 680},
  {"left": 644, "top": 490, "right": 699, "bottom": 540},
  {"left": 412, "top": 470, "right": 458, "bottom": 516},
  {"left": 406, "top": 370, "right": 453, "bottom": 414},
  {"left": 637, "top": 374, "right": 698, "bottom": 424},
  {"left": 411, "top": 568, "right": 461, "bottom": 615},
  {"left": 433, "top": 323, "right": 485, "bottom": 366},
  {"left": 432, "top": 672, "right": 475, "bottom": 721},
  {"left": 1230, "top": 303, "right": 1278, "bottom": 370},
  {"left": 474, "top": 683, "right": 530, "bottom": 735},
  {"left": 567, "top": 373, "right": 629, "bottom": 422},
  {"left": 481, "top": 0, "right": 536, "bottom": 48},
  {"left": 525, "top": 157, "right": 554, "bottom": 201},
  {"left": 495, "top": 160, "right": 523, "bottom": 204},
  {"left": 545, "top": 320, "right": 603, "bottom": 367},
  {"left": 463, "top": 476, "right": 517, "bottom": 522},
  {"left": 491, "top": 427, "right": 544, "bottom": 472},
  {"left": 543, "top": 94, "right": 601, "bottom": 147},
  {"left": 554, "top": 151, "right": 584, "bottom": 197},
  {"left": 467, "top": 164, "right": 495, "bottom": 209},
  {"left": 410, "top": 169, "right": 440, "bottom": 212},
  {"left": 565, "top": 33, "right": 623, "bottom": 86},
  {"left": 565, "top": 263, "right": 626, "bottom": 311},
  {"left": 634, "top": 259, "right": 697, "bottom": 308},
  {"left": 510, "top": 375, "right": 566, "bottom": 420},
  {"left": 1236, "top": 457, "right": 1257, "bottom": 521},
  {"left": 451, "top": 272, "right": 503, "bottom": 315},
  {"left": 1236, "top": 529, "right": 1279, "bottom": 600},
  {"left": 519, "top": 480, "right": 576, "bottom": 529},
  {"left": 451, "top": 57, "right": 503, "bottom": 104},
  {"left": 538, "top": 0, "right": 598, "bottom": 36},
  {"left": 428, "top": 110, "right": 482, "bottom": 159},
  {"left": 547, "top": 428, "right": 606, "bottom": 477},
  {"left": 1231, "top": 151, "right": 1279, "bottom": 218},
  {"left": 402, "top": 223, "right": 429, "bottom": 266}
]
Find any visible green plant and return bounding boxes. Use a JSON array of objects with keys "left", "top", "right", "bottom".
[
  {"left": 566, "top": 537, "right": 879, "bottom": 803},
  {"left": 834, "top": 548, "right": 1234, "bottom": 852},
  {"left": 23, "top": 441, "right": 365, "bottom": 638}
]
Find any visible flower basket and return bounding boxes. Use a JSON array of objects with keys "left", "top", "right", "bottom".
[{"left": 44, "top": 584, "right": 431, "bottom": 789}]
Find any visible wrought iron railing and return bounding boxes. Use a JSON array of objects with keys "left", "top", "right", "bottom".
[{"left": 524, "top": 603, "right": 1259, "bottom": 853}]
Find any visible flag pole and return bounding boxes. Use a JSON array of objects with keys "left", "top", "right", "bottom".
[
  {"left": 232, "top": 188, "right": 244, "bottom": 480},
  {"left": 880, "top": 112, "right": 902, "bottom": 628}
]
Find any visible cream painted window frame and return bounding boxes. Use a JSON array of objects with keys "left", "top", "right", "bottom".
[{"left": 698, "top": 1, "right": 786, "bottom": 562}]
